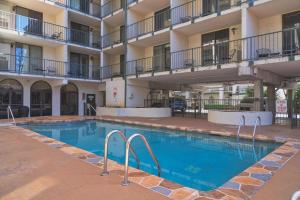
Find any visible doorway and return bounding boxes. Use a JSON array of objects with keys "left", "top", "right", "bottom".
[
  {"left": 61, "top": 83, "right": 78, "bottom": 115},
  {"left": 86, "top": 94, "right": 96, "bottom": 116},
  {"left": 30, "top": 81, "right": 52, "bottom": 116}
]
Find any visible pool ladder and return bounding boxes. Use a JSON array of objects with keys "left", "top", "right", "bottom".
[
  {"left": 7, "top": 106, "right": 16, "bottom": 126},
  {"left": 236, "top": 115, "right": 261, "bottom": 142},
  {"left": 101, "top": 130, "right": 161, "bottom": 186}
]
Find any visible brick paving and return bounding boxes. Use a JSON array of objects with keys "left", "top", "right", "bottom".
[{"left": 0, "top": 116, "right": 299, "bottom": 200}]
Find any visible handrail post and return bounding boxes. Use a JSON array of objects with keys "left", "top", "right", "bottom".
[
  {"left": 252, "top": 116, "right": 261, "bottom": 141},
  {"left": 101, "top": 130, "right": 140, "bottom": 176},
  {"left": 122, "top": 133, "right": 160, "bottom": 186},
  {"left": 237, "top": 115, "right": 245, "bottom": 139}
]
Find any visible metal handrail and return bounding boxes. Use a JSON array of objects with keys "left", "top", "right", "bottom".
[
  {"left": 101, "top": 130, "right": 140, "bottom": 176},
  {"left": 7, "top": 106, "right": 16, "bottom": 126},
  {"left": 237, "top": 115, "right": 245, "bottom": 139},
  {"left": 291, "top": 191, "right": 300, "bottom": 200},
  {"left": 122, "top": 133, "right": 160, "bottom": 186},
  {"left": 87, "top": 104, "right": 97, "bottom": 116},
  {"left": 252, "top": 116, "right": 261, "bottom": 141}
]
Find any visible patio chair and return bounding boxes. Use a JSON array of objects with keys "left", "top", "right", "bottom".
[
  {"left": 180, "top": 16, "right": 192, "bottom": 23},
  {"left": 51, "top": 32, "right": 62, "bottom": 40},
  {"left": 184, "top": 59, "right": 194, "bottom": 68}
]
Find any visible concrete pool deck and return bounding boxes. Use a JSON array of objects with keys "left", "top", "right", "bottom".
[{"left": 0, "top": 116, "right": 300, "bottom": 200}]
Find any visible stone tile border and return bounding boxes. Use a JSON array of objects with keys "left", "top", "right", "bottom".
[{"left": 11, "top": 117, "right": 300, "bottom": 200}]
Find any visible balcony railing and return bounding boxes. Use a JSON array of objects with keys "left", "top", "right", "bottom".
[
  {"left": 102, "top": 28, "right": 124, "bottom": 48},
  {"left": 101, "top": 0, "right": 123, "bottom": 18},
  {"left": 171, "top": 27, "right": 300, "bottom": 70},
  {"left": 68, "top": 63, "right": 100, "bottom": 80},
  {"left": 45, "top": 0, "right": 101, "bottom": 18},
  {"left": 171, "top": 0, "right": 241, "bottom": 26},
  {"left": 127, "top": 8, "right": 171, "bottom": 40},
  {"left": 68, "top": 28, "right": 101, "bottom": 49},
  {"left": 127, "top": 0, "right": 137, "bottom": 5},
  {"left": 126, "top": 54, "right": 170, "bottom": 75},
  {"left": 0, "top": 10, "right": 67, "bottom": 42},
  {"left": 101, "top": 63, "right": 123, "bottom": 79},
  {"left": 0, "top": 53, "right": 65, "bottom": 77}
]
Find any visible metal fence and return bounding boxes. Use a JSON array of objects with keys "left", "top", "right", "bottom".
[
  {"left": 68, "top": 28, "right": 101, "bottom": 49},
  {"left": 101, "top": 63, "right": 123, "bottom": 79}
]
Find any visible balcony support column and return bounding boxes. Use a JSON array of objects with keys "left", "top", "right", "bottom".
[
  {"left": 267, "top": 85, "right": 276, "bottom": 123},
  {"left": 254, "top": 80, "right": 263, "bottom": 111}
]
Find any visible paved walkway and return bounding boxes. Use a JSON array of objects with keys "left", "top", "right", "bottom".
[{"left": 0, "top": 126, "right": 168, "bottom": 200}]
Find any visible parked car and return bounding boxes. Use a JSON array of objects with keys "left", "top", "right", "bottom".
[{"left": 170, "top": 99, "right": 187, "bottom": 112}]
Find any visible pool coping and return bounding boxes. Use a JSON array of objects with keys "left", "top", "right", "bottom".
[{"left": 13, "top": 117, "right": 300, "bottom": 200}]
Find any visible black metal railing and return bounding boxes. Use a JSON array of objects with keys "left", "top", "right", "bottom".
[
  {"left": 68, "top": 63, "right": 90, "bottom": 79},
  {"left": 101, "top": 0, "right": 124, "bottom": 18},
  {"left": 127, "top": 8, "right": 170, "bottom": 39},
  {"left": 126, "top": 54, "right": 170, "bottom": 75},
  {"left": 102, "top": 28, "right": 125, "bottom": 48},
  {"left": 0, "top": 53, "right": 65, "bottom": 77},
  {"left": 68, "top": 28, "right": 101, "bottom": 49},
  {"left": 171, "top": 27, "right": 300, "bottom": 70},
  {"left": 101, "top": 63, "right": 123, "bottom": 79},
  {"left": 0, "top": 10, "right": 67, "bottom": 42},
  {"left": 68, "top": 0, "right": 101, "bottom": 18},
  {"left": 171, "top": 39, "right": 243, "bottom": 70},
  {"left": 92, "top": 67, "right": 101, "bottom": 80},
  {"left": 171, "top": 0, "right": 241, "bottom": 26}
]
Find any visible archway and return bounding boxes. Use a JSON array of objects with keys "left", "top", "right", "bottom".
[
  {"left": 0, "top": 79, "right": 23, "bottom": 106},
  {"left": 61, "top": 83, "right": 78, "bottom": 115},
  {"left": 30, "top": 81, "right": 52, "bottom": 116}
]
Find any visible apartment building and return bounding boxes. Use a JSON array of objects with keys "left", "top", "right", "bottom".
[
  {"left": 0, "top": 0, "right": 299, "bottom": 118},
  {"left": 0, "top": 0, "right": 102, "bottom": 116}
]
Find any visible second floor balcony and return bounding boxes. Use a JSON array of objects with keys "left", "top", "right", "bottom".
[
  {"left": 68, "top": 28, "right": 101, "bottom": 49},
  {"left": 127, "top": 8, "right": 171, "bottom": 40},
  {"left": 100, "top": 63, "right": 124, "bottom": 79},
  {"left": 102, "top": 28, "right": 125, "bottom": 48},
  {"left": 126, "top": 54, "right": 170, "bottom": 76},
  {"left": 0, "top": 53, "right": 100, "bottom": 80}
]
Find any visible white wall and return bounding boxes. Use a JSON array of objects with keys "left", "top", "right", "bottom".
[
  {"left": 126, "top": 79, "right": 150, "bottom": 108},
  {"left": 106, "top": 79, "right": 125, "bottom": 107}
]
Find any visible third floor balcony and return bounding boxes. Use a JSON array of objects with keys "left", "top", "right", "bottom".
[
  {"left": 101, "top": 27, "right": 125, "bottom": 48},
  {"left": 0, "top": 10, "right": 101, "bottom": 49},
  {"left": 101, "top": 0, "right": 124, "bottom": 18}
]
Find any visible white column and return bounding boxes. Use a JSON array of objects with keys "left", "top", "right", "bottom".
[{"left": 52, "top": 86, "right": 61, "bottom": 116}]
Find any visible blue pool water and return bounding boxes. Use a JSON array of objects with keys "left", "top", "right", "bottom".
[{"left": 21, "top": 120, "right": 280, "bottom": 191}]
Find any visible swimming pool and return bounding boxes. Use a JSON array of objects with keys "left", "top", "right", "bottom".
[{"left": 21, "top": 120, "right": 280, "bottom": 191}]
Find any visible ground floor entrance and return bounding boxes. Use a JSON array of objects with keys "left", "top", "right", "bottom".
[
  {"left": 30, "top": 81, "right": 52, "bottom": 117},
  {"left": 61, "top": 83, "right": 79, "bottom": 116}
]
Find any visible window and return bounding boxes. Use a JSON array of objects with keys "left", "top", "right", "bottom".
[
  {"left": 30, "top": 81, "right": 52, "bottom": 116},
  {"left": 71, "top": 22, "right": 90, "bottom": 46},
  {"left": 282, "top": 11, "right": 300, "bottom": 54},
  {"left": 153, "top": 43, "right": 170, "bottom": 72},
  {"left": 154, "top": 7, "right": 170, "bottom": 31},
  {"left": 202, "top": 29, "right": 229, "bottom": 65},
  {"left": 15, "top": 43, "right": 42, "bottom": 74},
  {"left": 15, "top": 6, "right": 43, "bottom": 35},
  {"left": 70, "top": 52, "right": 89, "bottom": 78}
]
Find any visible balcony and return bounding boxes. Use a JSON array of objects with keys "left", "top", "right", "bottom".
[
  {"left": 126, "top": 54, "right": 170, "bottom": 76},
  {"left": 100, "top": 63, "right": 123, "bottom": 79},
  {"left": 102, "top": 28, "right": 125, "bottom": 48},
  {"left": 68, "top": 63, "right": 100, "bottom": 80},
  {"left": 68, "top": 28, "right": 101, "bottom": 49},
  {"left": 45, "top": 0, "right": 101, "bottom": 18},
  {"left": 171, "top": 27, "right": 300, "bottom": 70},
  {"left": 127, "top": 8, "right": 171, "bottom": 40},
  {"left": 101, "top": 0, "right": 124, "bottom": 18},
  {"left": 0, "top": 53, "right": 65, "bottom": 77},
  {"left": 171, "top": 0, "right": 241, "bottom": 26},
  {"left": 0, "top": 10, "right": 67, "bottom": 43}
]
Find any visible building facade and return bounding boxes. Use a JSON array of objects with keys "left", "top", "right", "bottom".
[{"left": 0, "top": 0, "right": 299, "bottom": 117}]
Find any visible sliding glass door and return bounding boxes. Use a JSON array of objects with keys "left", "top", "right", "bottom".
[
  {"left": 153, "top": 43, "right": 170, "bottom": 72},
  {"left": 70, "top": 53, "right": 89, "bottom": 78},
  {"left": 202, "top": 29, "right": 229, "bottom": 66},
  {"left": 71, "top": 22, "right": 90, "bottom": 46},
  {"left": 283, "top": 11, "right": 300, "bottom": 54},
  {"left": 15, "top": 43, "right": 42, "bottom": 74},
  {"left": 15, "top": 6, "right": 43, "bottom": 35}
]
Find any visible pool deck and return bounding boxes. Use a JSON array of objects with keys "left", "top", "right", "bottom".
[{"left": 0, "top": 116, "right": 300, "bottom": 200}]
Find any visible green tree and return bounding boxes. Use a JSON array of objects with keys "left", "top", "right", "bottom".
[{"left": 294, "top": 85, "right": 300, "bottom": 102}]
